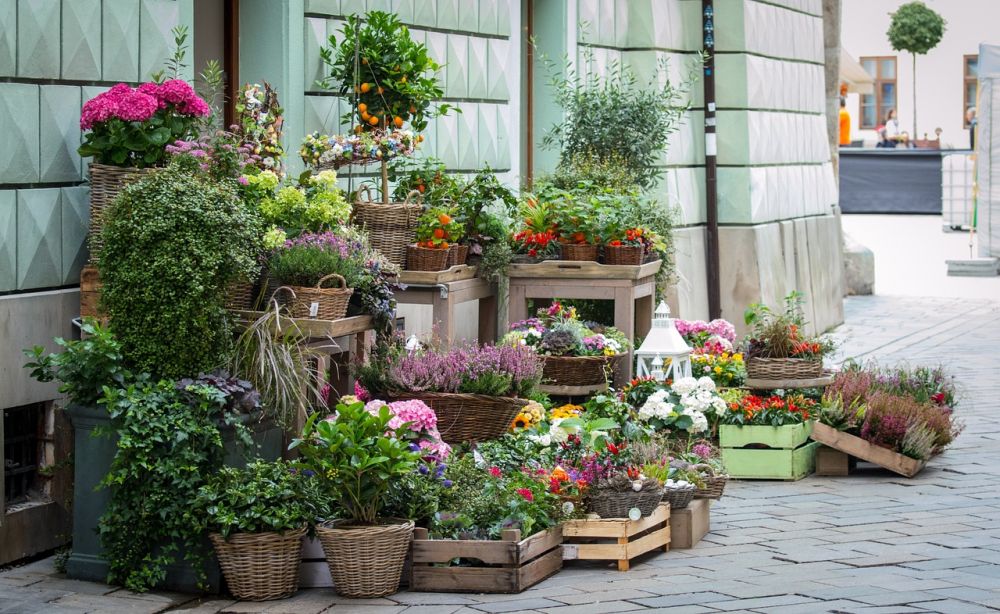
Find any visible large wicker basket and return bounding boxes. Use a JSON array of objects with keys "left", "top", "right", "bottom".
[
  {"left": 745, "top": 357, "right": 823, "bottom": 380},
  {"left": 542, "top": 354, "right": 625, "bottom": 387},
  {"left": 407, "top": 245, "right": 449, "bottom": 271},
  {"left": 316, "top": 519, "right": 413, "bottom": 598},
  {"left": 691, "top": 463, "right": 728, "bottom": 500},
  {"left": 662, "top": 485, "right": 696, "bottom": 510},
  {"left": 88, "top": 163, "right": 154, "bottom": 261},
  {"left": 390, "top": 392, "right": 529, "bottom": 443},
  {"left": 560, "top": 243, "right": 598, "bottom": 262},
  {"left": 225, "top": 280, "right": 257, "bottom": 311},
  {"left": 352, "top": 187, "right": 423, "bottom": 268},
  {"left": 447, "top": 244, "right": 469, "bottom": 267},
  {"left": 209, "top": 526, "right": 306, "bottom": 601},
  {"left": 588, "top": 478, "right": 663, "bottom": 519},
  {"left": 603, "top": 244, "right": 644, "bottom": 266},
  {"left": 286, "top": 273, "right": 353, "bottom": 320}
]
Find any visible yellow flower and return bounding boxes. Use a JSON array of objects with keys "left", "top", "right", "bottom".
[
  {"left": 714, "top": 366, "right": 723, "bottom": 374},
  {"left": 733, "top": 353, "right": 743, "bottom": 361}
]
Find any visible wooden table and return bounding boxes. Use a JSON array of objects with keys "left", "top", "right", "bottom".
[
  {"left": 506, "top": 260, "right": 661, "bottom": 381},
  {"left": 394, "top": 276, "right": 498, "bottom": 348}
]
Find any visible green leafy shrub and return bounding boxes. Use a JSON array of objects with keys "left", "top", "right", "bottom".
[{"left": 98, "top": 163, "right": 263, "bottom": 379}]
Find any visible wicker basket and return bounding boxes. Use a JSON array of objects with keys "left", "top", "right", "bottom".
[
  {"left": 225, "top": 281, "right": 256, "bottom": 311},
  {"left": 316, "top": 519, "right": 413, "bottom": 598},
  {"left": 447, "top": 244, "right": 469, "bottom": 267},
  {"left": 352, "top": 187, "right": 423, "bottom": 268},
  {"left": 542, "top": 354, "right": 625, "bottom": 387},
  {"left": 745, "top": 357, "right": 823, "bottom": 380},
  {"left": 690, "top": 464, "right": 728, "bottom": 500},
  {"left": 406, "top": 245, "right": 449, "bottom": 271},
  {"left": 588, "top": 478, "right": 663, "bottom": 519},
  {"left": 88, "top": 163, "right": 154, "bottom": 261},
  {"left": 209, "top": 526, "right": 306, "bottom": 601},
  {"left": 662, "top": 486, "right": 696, "bottom": 510},
  {"left": 603, "top": 244, "right": 644, "bottom": 266},
  {"left": 390, "top": 392, "right": 529, "bottom": 443},
  {"left": 560, "top": 243, "right": 598, "bottom": 262},
  {"left": 286, "top": 274, "right": 353, "bottom": 320}
]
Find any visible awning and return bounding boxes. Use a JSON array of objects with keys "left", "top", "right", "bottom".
[{"left": 840, "top": 49, "right": 874, "bottom": 95}]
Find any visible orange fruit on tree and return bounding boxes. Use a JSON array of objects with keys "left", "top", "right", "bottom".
[
  {"left": 358, "top": 102, "right": 367, "bottom": 113},
  {"left": 360, "top": 82, "right": 372, "bottom": 93},
  {"left": 393, "top": 116, "right": 404, "bottom": 128},
  {"left": 417, "top": 134, "right": 424, "bottom": 142},
  {"left": 368, "top": 115, "right": 379, "bottom": 126},
  {"left": 440, "top": 241, "right": 449, "bottom": 249},
  {"left": 409, "top": 105, "right": 417, "bottom": 114},
  {"left": 377, "top": 86, "right": 384, "bottom": 95},
  {"left": 438, "top": 213, "right": 452, "bottom": 225},
  {"left": 361, "top": 111, "right": 370, "bottom": 121},
  {"left": 433, "top": 228, "right": 445, "bottom": 239}
]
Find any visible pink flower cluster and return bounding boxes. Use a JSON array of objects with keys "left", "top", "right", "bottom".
[
  {"left": 675, "top": 318, "right": 736, "bottom": 343},
  {"left": 80, "top": 80, "right": 209, "bottom": 130},
  {"left": 365, "top": 399, "right": 450, "bottom": 458}
]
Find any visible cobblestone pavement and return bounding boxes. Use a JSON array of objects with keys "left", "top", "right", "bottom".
[{"left": 3, "top": 295, "right": 1000, "bottom": 614}]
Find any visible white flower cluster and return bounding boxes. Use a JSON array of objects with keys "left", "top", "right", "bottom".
[
  {"left": 674, "top": 376, "right": 727, "bottom": 416},
  {"left": 637, "top": 390, "right": 675, "bottom": 421}
]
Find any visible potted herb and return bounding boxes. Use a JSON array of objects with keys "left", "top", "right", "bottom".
[
  {"left": 268, "top": 231, "right": 359, "bottom": 320},
  {"left": 290, "top": 400, "right": 422, "bottom": 598},
  {"left": 743, "top": 292, "right": 836, "bottom": 380},
  {"left": 409, "top": 207, "right": 463, "bottom": 271},
  {"left": 190, "top": 460, "right": 321, "bottom": 601}
]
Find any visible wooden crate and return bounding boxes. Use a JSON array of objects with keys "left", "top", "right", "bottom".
[
  {"left": 721, "top": 441, "right": 819, "bottom": 480},
  {"left": 810, "top": 422, "right": 926, "bottom": 478},
  {"left": 562, "top": 504, "right": 670, "bottom": 571},
  {"left": 718, "top": 422, "right": 813, "bottom": 449},
  {"left": 409, "top": 526, "right": 563, "bottom": 593},
  {"left": 669, "top": 498, "right": 710, "bottom": 549},
  {"left": 815, "top": 444, "right": 852, "bottom": 476}
]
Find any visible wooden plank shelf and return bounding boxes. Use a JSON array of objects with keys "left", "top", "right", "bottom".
[
  {"left": 810, "top": 422, "right": 926, "bottom": 478},
  {"left": 507, "top": 259, "right": 661, "bottom": 281},
  {"left": 744, "top": 371, "right": 836, "bottom": 390},
  {"left": 397, "top": 264, "right": 478, "bottom": 285},
  {"left": 409, "top": 526, "right": 563, "bottom": 593},
  {"left": 231, "top": 311, "right": 375, "bottom": 339},
  {"left": 562, "top": 504, "right": 670, "bottom": 571}
]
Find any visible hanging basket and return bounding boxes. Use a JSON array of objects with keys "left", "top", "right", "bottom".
[
  {"left": 560, "top": 243, "right": 598, "bottom": 262},
  {"left": 447, "top": 244, "right": 470, "bottom": 267},
  {"left": 542, "top": 354, "right": 625, "bottom": 387},
  {"left": 285, "top": 273, "right": 354, "bottom": 320},
  {"left": 406, "top": 245, "right": 450, "bottom": 271},
  {"left": 88, "top": 163, "right": 154, "bottom": 261},
  {"left": 603, "top": 244, "right": 644, "bottom": 266},
  {"left": 315, "top": 519, "right": 413, "bottom": 598},
  {"left": 352, "top": 186, "right": 423, "bottom": 268},
  {"left": 209, "top": 526, "right": 306, "bottom": 601},
  {"left": 745, "top": 357, "right": 823, "bottom": 380},
  {"left": 662, "top": 485, "right": 696, "bottom": 510},
  {"left": 390, "top": 391, "right": 529, "bottom": 443}
]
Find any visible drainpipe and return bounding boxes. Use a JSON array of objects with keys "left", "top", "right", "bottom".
[{"left": 702, "top": 0, "right": 721, "bottom": 319}]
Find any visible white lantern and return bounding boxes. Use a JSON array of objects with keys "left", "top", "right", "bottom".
[{"left": 635, "top": 302, "right": 692, "bottom": 381}]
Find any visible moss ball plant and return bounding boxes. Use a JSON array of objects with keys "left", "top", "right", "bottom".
[{"left": 98, "top": 163, "right": 263, "bottom": 378}]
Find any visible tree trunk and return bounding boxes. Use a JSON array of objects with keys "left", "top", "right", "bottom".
[{"left": 912, "top": 53, "right": 918, "bottom": 140}]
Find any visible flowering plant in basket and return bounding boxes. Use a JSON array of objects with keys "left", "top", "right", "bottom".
[
  {"left": 235, "top": 83, "right": 284, "bottom": 177},
  {"left": 720, "top": 390, "right": 815, "bottom": 427},
  {"left": 503, "top": 301, "right": 630, "bottom": 358},
  {"left": 743, "top": 292, "right": 835, "bottom": 362},
  {"left": 511, "top": 190, "right": 563, "bottom": 259},
  {"left": 415, "top": 207, "right": 463, "bottom": 249},
  {"left": 386, "top": 343, "right": 542, "bottom": 398}
]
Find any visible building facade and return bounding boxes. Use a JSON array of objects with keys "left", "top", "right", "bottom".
[
  {"left": 0, "top": 0, "right": 842, "bottom": 563},
  {"left": 841, "top": 0, "right": 997, "bottom": 149}
]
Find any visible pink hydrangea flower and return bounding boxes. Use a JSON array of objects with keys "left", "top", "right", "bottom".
[{"left": 157, "top": 79, "right": 196, "bottom": 105}]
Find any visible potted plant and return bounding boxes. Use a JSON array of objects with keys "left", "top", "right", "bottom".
[
  {"left": 743, "top": 292, "right": 835, "bottom": 380},
  {"left": 511, "top": 192, "right": 561, "bottom": 262},
  {"left": 290, "top": 400, "right": 422, "bottom": 598},
  {"left": 718, "top": 390, "right": 818, "bottom": 480},
  {"left": 268, "top": 231, "right": 358, "bottom": 320},
  {"left": 192, "top": 460, "right": 322, "bottom": 601},
  {"left": 408, "top": 207, "right": 463, "bottom": 271},
  {"left": 555, "top": 198, "right": 600, "bottom": 262},
  {"left": 503, "top": 302, "right": 630, "bottom": 390}
]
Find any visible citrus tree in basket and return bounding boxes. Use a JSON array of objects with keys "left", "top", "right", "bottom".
[{"left": 318, "top": 10, "right": 455, "bottom": 203}]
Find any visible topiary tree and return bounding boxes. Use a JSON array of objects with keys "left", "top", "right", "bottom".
[
  {"left": 98, "top": 164, "right": 263, "bottom": 379},
  {"left": 887, "top": 1, "right": 946, "bottom": 138}
]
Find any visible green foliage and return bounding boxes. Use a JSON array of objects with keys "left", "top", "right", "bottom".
[
  {"left": 478, "top": 240, "right": 513, "bottom": 284},
  {"left": 319, "top": 11, "right": 454, "bottom": 132},
  {"left": 415, "top": 207, "right": 463, "bottom": 248},
  {"left": 151, "top": 26, "right": 189, "bottom": 83},
  {"left": 23, "top": 318, "right": 134, "bottom": 407},
  {"left": 257, "top": 171, "right": 351, "bottom": 237},
  {"left": 887, "top": 2, "right": 946, "bottom": 55},
  {"left": 269, "top": 242, "right": 363, "bottom": 287},
  {"left": 98, "top": 379, "right": 254, "bottom": 592},
  {"left": 290, "top": 401, "right": 421, "bottom": 524},
  {"left": 542, "top": 53, "right": 698, "bottom": 189},
  {"left": 382, "top": 459, "right": 449, "bottom": 527},
  {"left": 546, "top": 150, "right": 641, "bottom": 195},
  {"left": 98, "top": 164, "right": 264, "bottom": 379},
  {"left": 190, "top": 460, "right": 326, "bottom": 538}
]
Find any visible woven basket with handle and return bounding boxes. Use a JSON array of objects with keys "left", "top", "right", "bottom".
[
  {"left": 352, "top": 186, "right": 423, "bottom": 268},
  {"left": 560, "top": 243, "right": 598, "bottom": 262},
  {"left": 316, "top": 519, "right": 413, "bottom": 598},
  {"left": 286, "top": 273, "right": 353, "bottom": 320},
  {"left": 406, "top": 245, "right": 450, "bottom": 271},
  {"left": 745, "top": 357, "right": 823, "bottom": 380},
  {"left": 542, "top": 354, "right": 625, "bottom": 387},
  {"left": 690, "top": 463, "right": 728, "bottom": 500},
  {"left": 588, "top": 480, "right": 664, "bottom": 519},
  {"left": 447, "top": 244, "right": 469, "bottom": 267},
  {"left": 88, "top": 163, "right": 154, "bottom": 261},
  {"left": 390, "top": 392, "right": 529, "bottom": 443},
  {"left": 209, "top": 526, "right": 306, "bottom": 601},
  {"left": 603, "top": 244, "right": 644, "bottom": 266}
]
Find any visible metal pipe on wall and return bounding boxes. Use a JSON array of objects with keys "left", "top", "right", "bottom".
[{"left": 702, "top": 0, "right": 721, "bottom": 319}]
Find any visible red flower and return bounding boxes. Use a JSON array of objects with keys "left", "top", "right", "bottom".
[
  {"left": 516, "top": 488, "right": 534, "bottom": 502},
  {"left": 932, "top": 392, "right": 946, "bottom": 405},
  {"left": 489, "top": 466, "right": 502, "bottom": 478}
]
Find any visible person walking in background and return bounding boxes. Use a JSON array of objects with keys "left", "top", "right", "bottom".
[
  {"left": 839, "top": 97, "right": 851, "bottom": 146},
  {"left": 879, "top": 108, "right": 906, "bottom": 148},
  {"left": 967, "top": 106, "right": 977, "bottom": 150}
]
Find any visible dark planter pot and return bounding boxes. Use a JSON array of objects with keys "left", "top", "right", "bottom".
[{"left": 64, "top": 404, "right": 283, "bottom": 593}]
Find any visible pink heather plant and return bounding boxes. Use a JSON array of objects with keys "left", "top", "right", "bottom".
[
  {"left": 78, "top": 79, "right": 210, "bottom": 168},
  {"left": 388, "top": 343, "right": 542, "bottom": 398}
]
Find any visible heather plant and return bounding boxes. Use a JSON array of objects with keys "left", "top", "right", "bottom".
[
  {"left": 824, "top": 368, "right": 875, "bottom": 408},
  {"left": 388, "top": 344, "right": 542, "bottom": 398},
  {"left": 900, "top": 423, "right": 937, "bottom": 461},
  {"left": 860, "top": 392, "right": 918, "bottom": 449}
]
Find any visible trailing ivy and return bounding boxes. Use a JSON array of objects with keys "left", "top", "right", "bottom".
[
  {"left": 97, "top": 379, "right": 254, "bottom": 592},
  {"left": 97, "top": 162, "right": 263, "bottom": 379}
]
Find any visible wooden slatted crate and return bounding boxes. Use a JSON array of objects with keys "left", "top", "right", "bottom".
[
  {"left": 409, "top": 526, "right": 563, "bottom": 593},
  {"left": 811, "top": 422, "right": 926, "bottom": 478},
  {"left": 562, "top": 504, "right": 670, "bottom": 571}
]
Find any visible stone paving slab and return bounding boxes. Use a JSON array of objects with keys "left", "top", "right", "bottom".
[{"left": 2, "top": 296, "right": 1000, "bottom": 613}]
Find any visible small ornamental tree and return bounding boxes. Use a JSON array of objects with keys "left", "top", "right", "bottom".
[
  {"left": 318, "top": 11, "right": 454, "bottom": 202},
  {"left": 887, "top": 2, "right": 946, "bottom": 138}
]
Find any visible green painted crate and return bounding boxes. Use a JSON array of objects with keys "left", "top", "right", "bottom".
[
  {"left": 721, "top": 441, "right": 819, "bottom": 480},
  {"left": 718, "top": 422, "right": 813, "bottom": 449}
]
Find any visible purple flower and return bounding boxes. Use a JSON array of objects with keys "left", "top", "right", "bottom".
[{"left": 442, "top": 479, "right": 453, "bottom": 488}]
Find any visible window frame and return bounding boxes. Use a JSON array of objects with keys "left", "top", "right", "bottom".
[
  {"left": 860, "top": 56, "right": 898, "bottom": 130},
  {"left": 964, "top": 54, "right": 978, "bottom": 128}
]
